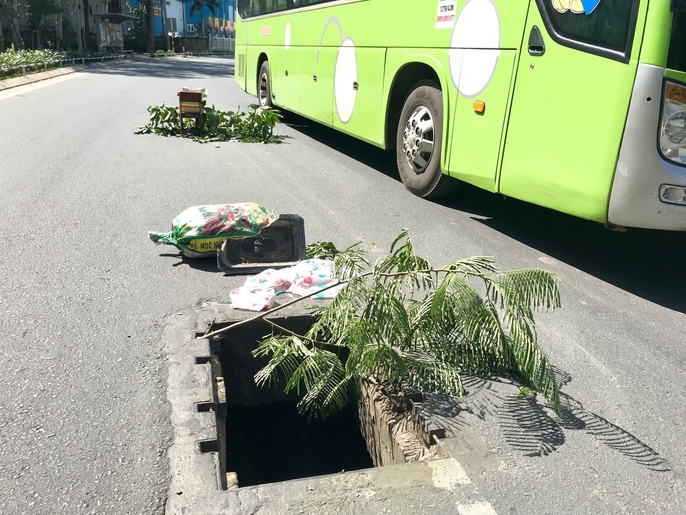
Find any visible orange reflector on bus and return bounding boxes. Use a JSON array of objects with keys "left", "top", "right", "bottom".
[{"left": 473, "top": 100, "right": 485, "bottom": 114}]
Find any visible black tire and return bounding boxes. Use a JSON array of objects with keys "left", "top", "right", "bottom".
[
  {"left": 396, "top": 80, "right": 458, "bottom": 198},
  {"left": 258, "top": 61, "right": 272, "bottom": 108}
]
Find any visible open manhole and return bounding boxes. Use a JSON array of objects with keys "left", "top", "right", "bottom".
[{"left": 199, "top": 314, "right": 439, "bottom": 490}]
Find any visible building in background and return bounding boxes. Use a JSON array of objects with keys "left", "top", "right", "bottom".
[
  {"left": 126, "top": 0, "right": 236, "bottom": 39},
  {"left": 0, "top": 0, "right": 235, "bottom": 51}
]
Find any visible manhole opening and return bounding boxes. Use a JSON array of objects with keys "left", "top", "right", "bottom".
[
  {"left": 206, "top": 314, "right": 435, "bottom": 490},
  {"left": 225, "top": 403, "right": 373, "bottom": 487}
]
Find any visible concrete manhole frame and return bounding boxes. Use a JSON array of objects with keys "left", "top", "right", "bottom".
[{"left": 163, "top": 303, "right": 498, "bottom": 515}]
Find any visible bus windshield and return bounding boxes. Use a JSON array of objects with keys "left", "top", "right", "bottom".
[{"left": 668, "top": 11, "right": 686, "bottom": 72}]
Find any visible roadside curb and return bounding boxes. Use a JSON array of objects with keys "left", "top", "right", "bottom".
[
  {"left": 0, "top": 54, "right": 235, "bottom": 93},
  {"left": 0, "top": 66, "right": 81, "bottom": 91},
  {"left": 0, "top": 59, "right": 126, "bottom": 92}
]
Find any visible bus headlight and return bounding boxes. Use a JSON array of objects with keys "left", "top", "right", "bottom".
[{"left": 660, "top": 81, "right": 686, "bottom": 165}]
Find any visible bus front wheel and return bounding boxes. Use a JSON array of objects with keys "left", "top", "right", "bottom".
[
  {"left": 396, "top": 81, "right": 456, "bottom": 198},
  {"left": 258, "top": 61, "right": 272, "bottom": 108}
]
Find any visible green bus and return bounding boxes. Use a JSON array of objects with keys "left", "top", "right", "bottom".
[{"left": 234, "top": 0, "right": 686, "bottom": 231}]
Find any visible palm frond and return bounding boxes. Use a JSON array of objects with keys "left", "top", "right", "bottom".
[
  {"left": 361, "top": 283, "right": 412, "bottom": 348},
  {"left": 253, "top": 335, "right": 308, "bottom": 389},
  {"left": 485, "top": 268, "right": 561, "bottom": 313},
  {"left": 358, "top": 343, "right": 408, "bottom": 383},
  {"left": 403, "top": 353, "right": 464, "bottom": 397},
  {"left": 332, "top": 241, "right": 370, "bottom": 279},
  {"left": 377, "top": 229, "right": 433, "bottom": 291},
  {"left": 444, "top": 255, "right": 497, "bottom": 276},
  {"left": 292, "top": 348, "right": 350, "bottom": 418},
  {"left": 250, "top": 230, "right": 564, "bottom": 419},
  {"left": 505, "top": 319, "right": 561, "bottom": 414}
]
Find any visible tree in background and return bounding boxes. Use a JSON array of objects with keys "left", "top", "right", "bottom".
[
  {"left": 26, "top": 0, "right": 63, "bottom": 46},
  {"left": 145, "top": 0, "right": 153, "bottom": 54},
  {"left": 0, "top": 0, "right": 6, "bottom": 51},
  {"left": 7, "top": 0, "right": 22, "bottom": 48},
  {"left": 128, "top": 4, "right": 147, "bottom": 53},
  {"left": 188, "top": 0, "right": 219, "bottom": 38}
]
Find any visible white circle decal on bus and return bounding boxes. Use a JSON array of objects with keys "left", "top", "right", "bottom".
[
  {"left": 334, "top": 38, "right": 357, "bottom": 124},
  {"left": 449, "top": 0, "right": 500, "bottom": 98},
  {"left": 285, "top": 22, "right": 291, "bottom": 50}
]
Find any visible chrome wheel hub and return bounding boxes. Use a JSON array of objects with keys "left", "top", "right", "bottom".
[
  {"left": 258, "top": 73, "right": 269, "bottom": 106},
  {"left": 402, "top": 106, "right": 435, "bottom": 174}
]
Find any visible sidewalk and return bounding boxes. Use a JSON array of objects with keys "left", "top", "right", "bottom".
[{"left": 0, "top": 58, "right": 126, "bottom": 92}]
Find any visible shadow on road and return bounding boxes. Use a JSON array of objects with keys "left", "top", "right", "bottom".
[
  {"left": 451, "top": 192, "right": 686, "bottom": 315},
  {"left": 416, "top": 370, "right": 671, "bottom": 472},
  {"left": 285, "top": 113, "right": 686, "bottom": 314},
  {"left": 160, "top": 252, "right": 224, "bottom": 273},
  {"left": 282, "top": 111, "right": 398, "bottom": 179},
  {"left": 84, "top": 56, "right": 235, "bottom": 79}
]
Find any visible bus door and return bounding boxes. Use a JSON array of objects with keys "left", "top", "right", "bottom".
[
  {"left": 445, "top": 0, "right": 529, "bottom": 193},
  {"left": 499, "top": 0, "right": 641, "bottom": 223}
]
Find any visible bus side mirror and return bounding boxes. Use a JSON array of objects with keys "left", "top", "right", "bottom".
[{"left": 671, "top": 0, "right": 686, "bottom": 12}]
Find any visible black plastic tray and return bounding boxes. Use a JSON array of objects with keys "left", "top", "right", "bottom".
[{"left": 217, "top": 214, "right": 306, "bottom": 275}]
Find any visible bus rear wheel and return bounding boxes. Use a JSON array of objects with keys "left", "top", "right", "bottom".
[
  {"left": 258, "top": 61, "right": 272, "bottom": 108},
  {"left": 396, "top": 81, "right": 457, "bottom": 198}
]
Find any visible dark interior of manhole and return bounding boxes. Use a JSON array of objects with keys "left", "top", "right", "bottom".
[
  {"left": 215, "top": 316, "right": 374, "bottom": 488},
  {"left": 225, "top": 404, "right": 373, "bottom": 487}
]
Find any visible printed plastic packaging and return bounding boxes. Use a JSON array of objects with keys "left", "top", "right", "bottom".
[
  {"left": 230, "top": 259, "right": 345, "bottom": 311},
  {"left": 148, "top": 203, "right": 276, "bottom": 258}
]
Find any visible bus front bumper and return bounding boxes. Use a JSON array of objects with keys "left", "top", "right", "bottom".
[{"left": 608, "top": 63, "right": 686, "bottom": 231}]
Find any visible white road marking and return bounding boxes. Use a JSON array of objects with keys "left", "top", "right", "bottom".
[{"left": 429, "top": 458, "right": 472, "bottom": 489}]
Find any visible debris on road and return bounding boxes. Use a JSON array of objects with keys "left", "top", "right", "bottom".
[
  {"left": 148, "top": 203, "right": 276, "bottom": 258},
  {"left": 229, "top": 259, "right": 345, "bottom": 311},
  {"left": 217, "top": 214, "right": 306, "bottom": 275},
  {"left": 134, "top": 89, "right": 283, "bottom": 143}
]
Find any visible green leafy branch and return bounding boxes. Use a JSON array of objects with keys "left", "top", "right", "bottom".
[
  {"left": 204, "top": 230, "right": 563, "bottom": 420},
  {"left": 134, "top": 102, "right": 283, "bottom": 143}
]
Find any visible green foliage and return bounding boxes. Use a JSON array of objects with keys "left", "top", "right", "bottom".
[
  {"left": 0, "top": 47, "right": 106, "bottom": 66},
  {"left": 135, "top": 102, "right": 180, "bottom": 137},
  {"left": 26, "top": 0, "right": 63, "bottom": 31},
  {"left": 189, "top": 0, "right": 220, "bottom": 17},
  {"left": 0, "top": 47, "right": 110, "bottom": 77},
  {"left": 152, "top": 49, "right": 175, "bottom": 57},
  {"left": 128, "top": 6, "right": 149, "bottom": 53},
  {"left": 0, "top": 46, "right": 62, "bottom": 69},
  {"left": 188, "top": 0, "right": 221, "bottom": 37},
  {"left": 253, "top": 230, "right": 563, "bottom": 420},
  {"left": 135, "top": 102, "right": 283, "bottom": 143},
  {"left": 306, "top": 241, "right": 341, "bottom": 260}
]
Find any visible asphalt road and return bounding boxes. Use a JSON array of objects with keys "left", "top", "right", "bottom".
[{"left": 0, "top": 57, "right": 684, "bottom": 514}]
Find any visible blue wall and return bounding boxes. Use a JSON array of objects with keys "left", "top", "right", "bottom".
[{"left": 128, "top": 0, "right": 236, "bottom": 37}]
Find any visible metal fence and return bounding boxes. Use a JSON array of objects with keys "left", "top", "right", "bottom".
[
  {"left": 0, "top": 53, "right": 131, "bottom": 79},
  {"left": 208, "top": 35, "right": 235, "bottom": 53}
]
